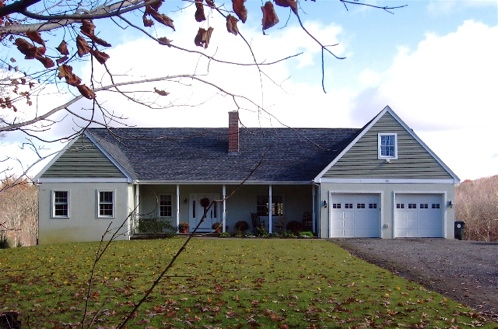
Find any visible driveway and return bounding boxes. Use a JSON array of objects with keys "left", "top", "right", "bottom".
[{"left": 331, "top": 238, "right": 498, "bottom": 321}]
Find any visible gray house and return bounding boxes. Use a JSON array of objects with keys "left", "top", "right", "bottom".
[{"left": 36, "top": 106, "right": 460, "bottom": 244}]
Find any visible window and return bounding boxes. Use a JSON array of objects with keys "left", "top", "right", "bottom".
[
  {"left": 396, "top": 203, "right": 405, "bottom": 209},
  {"left": 420, "top": 203, "right": 429, "bottom": 209},
  {"left": 378, "top": 133, "right": 398, "bottom": 159},
  {"left": 357, "top": 203, "right": 366, "bottom": 209},
  {"left": 98, "top": 191, "right": 114, "bottom": 217},
  {"left": 345, "top": 203, "right": 353, "bottom": 209},
  {"left": 369, "top": 203, "right": 378, "bottom": 209},
  {"left": 159, "top": 195, "right": 172, "bottom": 217},
  {"left": 257, "top": 195, "right": 283, "bottom": 216},
  {"left": 53, "top": 191, "right": 69, "bottom": 218},
  {"left": 432, "top": 203, "right": 441, "bottom": 209},
  {"left": 408, "top": 203, "right": 417, "bottom": 209},
  {"left": 332, "top": 203, "right": 341, "bottom": 209}
]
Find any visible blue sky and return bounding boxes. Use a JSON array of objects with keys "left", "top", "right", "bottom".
[{"left": 1, "top": 0, "right": 497, "bottom": 181}]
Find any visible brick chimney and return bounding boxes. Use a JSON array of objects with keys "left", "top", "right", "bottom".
[{"left": 228, "top": 111, "right": 239, "bottom": 153}]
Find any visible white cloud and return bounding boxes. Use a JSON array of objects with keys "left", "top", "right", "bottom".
[{"left": 351, "top": 20, "right": 498, "bottom": 180}]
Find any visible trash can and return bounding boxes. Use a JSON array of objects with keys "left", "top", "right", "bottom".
[{"left": 454, "top": 220, "right": 465, "bottom": 240}]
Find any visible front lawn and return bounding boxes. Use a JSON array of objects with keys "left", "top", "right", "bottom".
[{"left": 0, "top": 238, "right": 493, "bottom": 328}]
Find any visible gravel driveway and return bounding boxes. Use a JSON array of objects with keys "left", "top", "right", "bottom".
[{"left": 331, "top": 238, "right": 498, "bottom": 321}]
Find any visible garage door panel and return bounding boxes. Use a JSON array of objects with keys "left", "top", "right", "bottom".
[
  {"left": 394, "top": 194, "right": 443, "bottom": 238},
  {"left": 330, "top": 194, "right": 380, "bottom": 238}
]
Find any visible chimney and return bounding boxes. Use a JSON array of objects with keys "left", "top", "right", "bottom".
[{"left": 228, "top": 111, "right": 239, "bottom": 153}]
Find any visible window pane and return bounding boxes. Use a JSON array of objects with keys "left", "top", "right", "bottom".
[
  {"left": 54, "top": 191, "right": 68, "bottom": 217},
  {"left": 160, "top": 195, "right": 172, "bottom": 217},
  {"left": 99, "top": 191, "right": 114, "bottom": 217}
]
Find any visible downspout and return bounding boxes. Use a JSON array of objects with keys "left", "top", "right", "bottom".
[
  {"left": 268, "top": 185, "right": 273, "bottom": 234},
  {"left": 312, "top": 181, "right": 321, "bottom": 238},
  {"left": 222, "top": 185, "right": 227, "bottom": 233},
  {"left": 176, "top": 185, "right": 180, "bottom": 232},
  {"left": 311, "top": 184, "right": 316, "bottom": 234}
]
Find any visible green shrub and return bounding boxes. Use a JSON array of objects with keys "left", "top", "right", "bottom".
[
  {"left": 137, "top": 218, "right": 176, "bottom": 234},
  {"left": 0, "top": 234, "right": 10, "bottom": 249}
]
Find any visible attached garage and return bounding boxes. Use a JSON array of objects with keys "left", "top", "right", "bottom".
[
  {"left": 394, "top": 193, "right": 443, "bottom": 238},
  {"left": 329, "top": 193, "right": 381, "bottom": 238}
]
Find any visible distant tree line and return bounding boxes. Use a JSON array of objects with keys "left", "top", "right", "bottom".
[
  {"left": 0, "top": 178, "right": 38, "bottom": 247},
  {"left": 455, "top": 175, "right": 498, "bottom": 241}
]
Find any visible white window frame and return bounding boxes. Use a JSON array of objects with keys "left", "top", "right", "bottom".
[
  {"left": 97, "top": 190, "right": 115, "bottom": 218},
  {"left": 378, "top": 133, "right": 398, "bottom": 159},
  {"left": 52, "top": 190, "right": 70, "bottom": 218},
  {"left": 158, "top": 194, "right": 173, "bottom": 218}
]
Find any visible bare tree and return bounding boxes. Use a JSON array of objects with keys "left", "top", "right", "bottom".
[
  {"left": 455, "top": 176, "right": 498, "bottom": 241},
  {"left": 0, "top": 177, "right": 38, "bottom": 246}
]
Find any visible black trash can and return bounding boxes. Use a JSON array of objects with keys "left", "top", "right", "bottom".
[{"left": 454, "top": 221, "right": 465, "bottom": 240}]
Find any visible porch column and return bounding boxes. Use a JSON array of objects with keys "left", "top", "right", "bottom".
[
  {"left": 134, "top": 184, "right": 140, "bottom": 235},
  {"left": 222, "top": 185, "right": 227, "bottom": 232},
  {"left": 311, "top": 185, "right": 316, "bottom": 234},
  {"left": 176, "top": 185, "right": 180, "bottom": 232},
  {"left": 268, "top": 185, "right": 273, "bottom": 234}
]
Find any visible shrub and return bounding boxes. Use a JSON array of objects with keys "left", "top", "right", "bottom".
[
  {"left": 286, "top": 221, "right": 303, "bottom": 234},
  {"left": 234, "top": 220, "right": 249, "bottom": 232},
  {"left": 0, "top": 235, "right": 10, "bottom": 249},
  {"left": 138, "top": 218, "right": 176, "bottom": 234}
]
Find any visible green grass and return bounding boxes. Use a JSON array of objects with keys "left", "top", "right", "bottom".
[{"left": 0, "top": 238, "right": 495, "bottom": 328}]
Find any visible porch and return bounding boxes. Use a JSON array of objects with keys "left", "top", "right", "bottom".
[{"left": 130, "top": 183, "right": 318, "bottom": 236}]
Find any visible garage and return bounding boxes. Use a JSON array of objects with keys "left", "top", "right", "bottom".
[
  {"left": 394, "top": 193, "right": 443, "bottom": 238},
  {"left": 329, "top": 193, "right": 381, "bottom": 238}
]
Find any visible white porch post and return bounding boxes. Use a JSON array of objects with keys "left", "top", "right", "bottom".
[
  {"left": 268, "top": 185, "right": 273, "bottom": 234},
  {"left": 311, "top": 185, "right": 316, "bottom": 234},
  {"left": 222, "top": 185, "right": 227, "bottom": 232},
  {"left": 134, "top": 184, "right": 140, "bottom": 235},
  {"left": 176, "top": 185, "right": 180, "bottom": 232}
]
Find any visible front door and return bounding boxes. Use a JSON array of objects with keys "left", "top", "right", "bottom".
[{"left": 189, "top": 193, "right": 220, "bottom": 232}]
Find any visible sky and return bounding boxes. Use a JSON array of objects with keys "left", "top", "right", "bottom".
[{"left": 1, "top": 0, "right": 498, "bottom": 181}]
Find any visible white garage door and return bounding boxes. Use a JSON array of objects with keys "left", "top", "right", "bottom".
[
  {"left": 394, "top": 194, "right": 443, "bottom": 238},
  {"left": 330, "top": 194, "right": 380, "bottom": 238}
]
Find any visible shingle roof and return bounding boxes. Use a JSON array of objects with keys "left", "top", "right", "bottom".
[{"left": 86, "top": 127, "right": 361, "bottom": 183}]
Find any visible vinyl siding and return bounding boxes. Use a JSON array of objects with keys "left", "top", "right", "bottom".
[
  {"left": 324, "top": 112, "right": 452, "bottom": 179},
  {"left": 41, "top": 135, "right": 125, "bottom": 178}
]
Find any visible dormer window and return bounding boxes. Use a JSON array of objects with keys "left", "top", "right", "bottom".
[{"left": 378, "top": 133, "right": 397, "bottom": 159}]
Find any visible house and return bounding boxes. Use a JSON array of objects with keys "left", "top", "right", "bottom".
[{"left": 35, "top": 106, "right": 460, "bottom": 244}]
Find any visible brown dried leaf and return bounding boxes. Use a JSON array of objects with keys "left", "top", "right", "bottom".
[
  {"left": 76, "top": 35, "right": 91, "bottom": 57},
  {"left": 37, "top": 56, "right": 54, "bottom": 68},
  {"left": 195, "top": 0, "right": 206, "bottom": 22},
  {"left": 149, "top": 10, "right": 175, "bottom": 30},
  {"left": 56, "top": 40, "right": 69, "bottom": 55},
  {"left": 157, "top": 37, "right": 172, "bottom": 46},
  {"left": 261, "top": 1, "right": 279, "bottom": 31},
  {"left": 14, "top": 38, "right": 37, "bottom": 59},
  {"left": 77, "top": 84, "right": 96, "bottom": 99},
  {"left": 36, "top": 46, "right": 46, "bottom": 56},
  {"left": 26, "top": 30, "right": 44, "bottom": 46},
  {"left": 80, "top": 20, "right": 95, "bottom": 36},
  {"left": 154, "top": 87, "right": 169, "bottom": 96},
  {"left": 232, "top": 0, "right": 247, "bottom": 23},
  {"left": 143, "top": 13, "right": 154, "bottom": 27},
  {"left": 148, "top": 0, "right": 163, "bottom": 11},
  {"left": 206, "top": 0, "right": 215, "bottom": 7},
  {"left": 90, "top": 49, "right": 110, "bottom": 64},
  {"left": 56, "top": 56, "right": 69, "bottom": 65},
  {"left": 226, "top": 15, "right": 239, "bottom": 35},
  {"left": 274, "top": 0, "right": 298, "bottom": 15},
  {"left": 58, "top": 65, "right": 82, "bottom": 86},
  {"left": 194, "top": 27, "right": 214, "bottom": 48}
]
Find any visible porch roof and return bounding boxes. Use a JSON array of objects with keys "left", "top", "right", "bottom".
[{"left": 86, "top": 127, "right": 361, "bottom": 183}]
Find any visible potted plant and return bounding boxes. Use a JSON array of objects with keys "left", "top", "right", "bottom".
[
  {"left": 178, "top": 222, "right": 190, "bottom": 233},
  {"left": 212, "top": 222, "right": 222, "bottom": 233}
]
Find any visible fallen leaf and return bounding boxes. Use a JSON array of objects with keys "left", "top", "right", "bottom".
[{"left": 261, "top": 1, "right": 279, "bottom": 31}]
